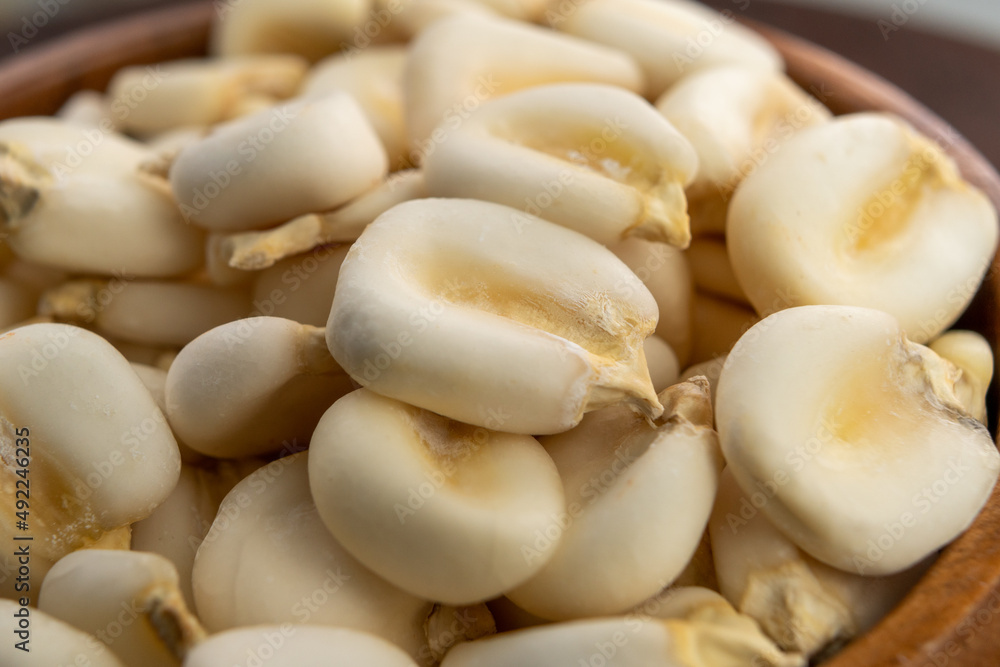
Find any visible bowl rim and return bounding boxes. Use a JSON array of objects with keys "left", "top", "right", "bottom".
[
  {"left": 1, "top": 3, "right": 1000, "bottom": 665},
  {"left": 0, "top": 1, "right": 212, "bottom": 121},
  {"left": 752, "top": 22, "right": 1000, "bottom": 666}
]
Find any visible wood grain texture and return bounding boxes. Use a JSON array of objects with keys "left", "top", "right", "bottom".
[{"left": 0, "top": 4, "right": 999, "bottom": 665}]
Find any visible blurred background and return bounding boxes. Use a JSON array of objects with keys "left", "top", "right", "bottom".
[
  {"left": 0, "top": 0, "right": 997, "bottom": 166},
  {"left": 758, "top": 0, "right": 1000, "bottom": 50},
  {"left": 700, "top": 0, "right": 1000, "bottom": 168}
]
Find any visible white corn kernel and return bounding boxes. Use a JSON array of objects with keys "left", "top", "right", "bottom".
[
  {"left": 184, "top": 626, "right": 420, "bottom": 667},
  {"left": 929, "top": 329, "right": 993, "bottom": 424},
  {"left": 192, "top": 453, "right": 448, "bottom": 660},
  {"left": 423, "top": 83, "right": 698, "bottom": 247},
  {"left": 309, "top": 388, "right": 566, "bottom": 604},
  {"left": 506, "top": 379, "right": 722, "bottom": 620},
  {"left": 301, "top": 46, "right": 408, "bottom": 166},
  {"left": 169, "top": 93, "right": 387, "bottom": 232},
  {"left": 40, "top": 279, "right": 251, "bottom": 348},
  {"left": 727, "top": 113, "right": 999, "bottom": 343},
  {"left": 610, "top": 237, "right": 694, "bottom": 364},
  {"left": 108, "top": 56, "right": 308, "bottom": 135},
  {"left": 0, "top": 324, "right": 180, "bottom": 603},
  {"left": 715, "top": 305, "right": 1000, "bottom": 575},
  {"left": 217, "top": 169, "right": 425, "bottom": 270},
  {"left": 210, "top": 0, "right": 374, "bottom": 61},
  {"left": 251, "top": 246, "right": 351, "bottom": 327},
  {"left": 643, "top": 335, "right": 680, "bottom": 392},
  {"left": 0, "top": 599, "right": 126, "bottom": 666},
  {"left": 404, "top": 14, "right": 645, "bottom": 148},
  {"left": 39, "top": 550, "right": 205, "bottom": 667},
  {"left": 439, "top": 613, "right": 803, "bottom": 667},
  {"left": 553, "top": 0, "right": 781, "bottom": 99},
  {"left": 710, "top": 469, "right": 933, "bottom": 656},
  {"left": 326, "top": 198, "right": 663, "bottom": 434},
  {"left": 166, "top": 317, "right": 352, "bottom": 458},
  {"left": 0, "top": 118, "right": 204, "bottom": 277},
  {"left": 656, "top": 66, "right": 830, "bottom": 235}
]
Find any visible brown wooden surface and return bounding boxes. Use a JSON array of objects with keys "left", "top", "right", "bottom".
[
  {"left": 752, "top": 23, "right": 1000, "bottom": 667},
  {"left": 1, "top": 3, "right": 1000, "bottom": 665},
  {"left": 700, "top": 0, "right": 1000, "bottom": 175},
  {"left": 0, "top": 0, "right": 190, "bottom": 60},
  {"left": 0, "top": 2, "right": 211, "bottom": 119}
]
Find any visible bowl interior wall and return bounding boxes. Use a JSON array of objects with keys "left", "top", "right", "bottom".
[{"left": 1, "top": 4, "right": 1000, "bottom": 665}]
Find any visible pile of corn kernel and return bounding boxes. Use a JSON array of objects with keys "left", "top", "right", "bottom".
[{"left": 0, "top": 0, "right": 998, "bottom": 665}]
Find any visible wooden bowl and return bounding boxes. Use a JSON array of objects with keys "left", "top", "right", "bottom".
[{"left": 2, "top": 3, "right": 999, "bottom": 665}]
